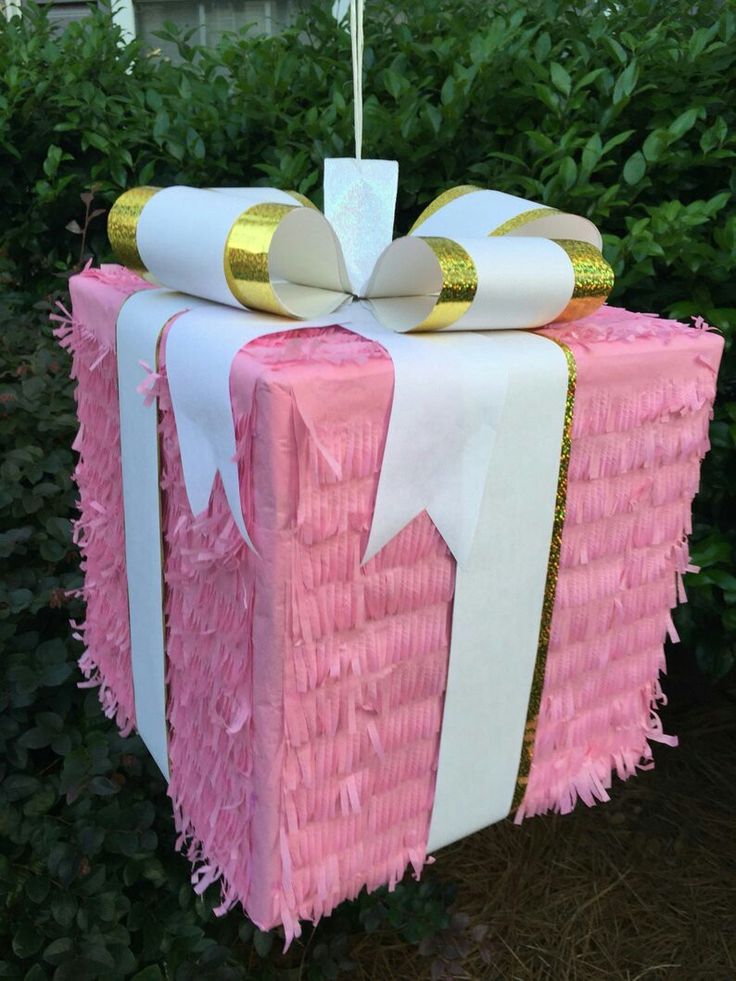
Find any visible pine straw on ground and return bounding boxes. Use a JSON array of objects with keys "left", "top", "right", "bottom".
[{"left": 349, "top": 683, "right": 736, "bottom": 981}]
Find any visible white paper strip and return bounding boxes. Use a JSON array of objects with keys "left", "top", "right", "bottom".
[
  {"left": 164, "top": 304, "right": 342, "bottom": 549},
  {"left": 427, "top": 331, "right": 568, "bottom": 850},
  {"left": 116, "top": 289, "right": 206, "bottom": 780}
]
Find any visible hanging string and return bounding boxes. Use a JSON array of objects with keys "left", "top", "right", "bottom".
[{"left": 349, "top": 0, "right": 365, "bottom": 160}]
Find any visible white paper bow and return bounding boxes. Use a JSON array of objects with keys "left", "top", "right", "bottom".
[{"left": 109, "top": 159, "right": 612, "bottom": 335}]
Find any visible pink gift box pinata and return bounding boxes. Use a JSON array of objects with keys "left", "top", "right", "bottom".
[{"left": 57, "top": 262, "right": 722, "bottom": 940}]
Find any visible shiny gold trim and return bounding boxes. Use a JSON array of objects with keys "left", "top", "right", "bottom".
[
  {"left": 408, "top": 185, "right": 481, "bottom": 233},
  {"left": 286, "top": 190, "right": 319, "bottom": 210},
  {"left": 223, "top": 202, "right": 298, "bottom": 315},
  {"left": 153, "top": 326, "right": 173, "bottom": 770},
  {"left": 409, "top": 237, "right": 478, "bottom": 332},
  {"left": 489, "top": 207, "right": 560, "bottom": 237},
  {"left": 511, "top": 341, "right": 576, "bottom": 812},
  {"left": 554, "top": 239, "right": 614, "bottom": 322},
  {"left": 108, "top": 186, "right": 160, "bottom": 272}
]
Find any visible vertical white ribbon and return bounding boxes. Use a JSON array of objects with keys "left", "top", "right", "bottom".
[{"left": 116, "top": 290, "right": 205, "bottom": 780}]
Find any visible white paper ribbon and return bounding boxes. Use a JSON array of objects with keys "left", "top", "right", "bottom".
[{"left": 116, "top": 289, "right": 207, "bottom": 780}]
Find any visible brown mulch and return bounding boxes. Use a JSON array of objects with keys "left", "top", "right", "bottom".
[{"left": 349, "top": 675, "right": 736, "bottom": 981}]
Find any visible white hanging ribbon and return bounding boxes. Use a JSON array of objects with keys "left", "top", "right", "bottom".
[{"left": 349, "top": 0, "right": 365, "bottom": 160}]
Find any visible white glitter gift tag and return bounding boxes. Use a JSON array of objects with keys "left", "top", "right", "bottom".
[{"left": 323, "top": 157, "right": 398, "bottom": 297}]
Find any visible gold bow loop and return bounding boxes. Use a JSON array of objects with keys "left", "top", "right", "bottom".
[{"left": 108, "top": 183, "right": 613, "bottom": 332}]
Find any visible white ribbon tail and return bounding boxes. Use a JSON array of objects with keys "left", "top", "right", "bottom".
[{"left": 116, "top": 289, "right": 206, "bottom": 780}]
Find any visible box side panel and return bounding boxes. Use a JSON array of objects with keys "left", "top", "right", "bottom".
[
  {"left": 64, "top": 272, "right": 140, "bottom": 733},
  {"left": 518, "top": 315, "right": 724, "bottom": 818},
  {"left": 242, "top": 334, "right": 455, "bottom": 928}
]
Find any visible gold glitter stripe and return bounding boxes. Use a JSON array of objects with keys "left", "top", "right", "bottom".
[
  {"left": 108, "top": 186, "right": 160, "bottom": 272},
  {"left": 223, "top": 202, "right": 298, "bottom": 316},
  {"left": 153, "top": 326, "right": 173, "bottom": 769},
  {"left": 409, "top": 185, "right": 481, "bottom": 233},
  {"left": 554, "top": 239, "right": 614, "bottom": 322},
  {"left": 408, "top": 237, "right": 478, "bottom": 332},
  {"left": 511, "top": 341, "right": 576, "bottom": 812},
  {"left": 489, "top": 207, "right": 561, "bottom": 237},
  {"left": 286, "top": 190, "right": 318, "bottom": 210}
]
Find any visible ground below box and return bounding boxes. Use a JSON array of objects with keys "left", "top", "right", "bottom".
[{"left": 348, "top": 650, "right": 736, "bottom": 981}]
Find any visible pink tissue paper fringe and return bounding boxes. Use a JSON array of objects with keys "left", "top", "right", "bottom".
[{"left": 57, "top": 267, "right": 722, "bottom": 942}]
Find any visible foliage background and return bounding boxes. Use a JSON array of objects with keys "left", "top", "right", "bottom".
[{"left": 1, "top": 0, "right": 734, "bottom": 977}]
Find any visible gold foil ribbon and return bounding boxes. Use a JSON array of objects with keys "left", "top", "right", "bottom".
[
  {"left": 489, "top": 207, "right": 562, "bottom": 237},
  {"left": 554, "top": 239, "right": 615, "bottom": 322},
  {"left": 511, "top": 340, "right": 576, "bottom": 812},
  {"left": 408, "top": 237, "right": 478, "bottom": 332},
  {"left": 409, "top": 185, "right": 481, "bottom": 233},
  {"left": 108, "top": 186, "right": 160, "bottom": 273},
  {"left": 223, "top": 202, "right": 298, "bottom": 316}
]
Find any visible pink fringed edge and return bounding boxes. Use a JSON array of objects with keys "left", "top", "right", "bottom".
[{"left": 53, "top": 302, "right": 136, "bottom": 737}]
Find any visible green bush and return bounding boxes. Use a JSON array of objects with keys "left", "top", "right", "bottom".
[{"left": 1, "top": 0, "right": 735, "bottom": 977}]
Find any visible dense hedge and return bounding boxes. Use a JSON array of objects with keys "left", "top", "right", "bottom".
[{"left": 1, "top": 0, "right": 735, "bottom": 977}]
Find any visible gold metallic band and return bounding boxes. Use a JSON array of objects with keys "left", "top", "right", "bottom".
[
  {"left": 223, "top": 202, "right": 298, "bottom": 316},
  {"left": 489, "top": 207, "right": 561, "bottom": 237},
  {"left": 285, "top": 190, "right": 318, "bottom": 210},
  {"left": 409, "top": 185, "right": 481, "bottom": 233},
  {"left": 108, "top": 186, "right": 160, "bottom": 273},
  {"left": 409, "top": 237, "right": 478, "bottom": 331},
  {"left": 554, "top": 239, "right": 614, "bottom": 321},
  {"left": 512, "top": 341, "right": 577, "bottom": 812}
]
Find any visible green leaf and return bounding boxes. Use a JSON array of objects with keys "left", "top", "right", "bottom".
[
  {"left": 642, "top": 129, "right": 671, "bottom": 163},
  {"left": 440, "top": 75, "right": 455, "bottom": 105},
  {"left": 43, "top": 145, "right": 63, "bottom": 179},
  {"left": 42, "top": 938, "right": 74, "bottom": 965},
  {"left": 88, "top": 776, "right": 119, "bottom": 796},
  {"left": 18, "top": 727, "right": 52, "bottom": 750},
  {"left": 623, "top": 150, "right": 646, "bottom": 185},
  {"left": 12, "top": 925, "right": 44, "bottom": 960},
  {"left": 601, "top": 130, "right": 636, "bottom": 155},
  {"left": 700, "top": 116, "right": 728, "bottom": 153},
  {"left": 3, "top": 775, "right": 40, "bottom": 800},
  {"left": 131, "top": 968, "right": 164, "bottom": 981},
  {"left": 51, "top": 893, "right": 77, "bottom": 928},
  {"left": 559, "top": 156, "right": 578, "bottom": 189},
  {"left": 550, "top": 62, "right": 571, "bottom": 96},
  {"left": 23, "top": 964, "right": 46, "bottom": 981},
  {"left": 253, "top": 929, "right": 274, "bottom": 957},
  {"left": 25, "top": 875, "right": 51, "bottom": 904},
  {"left": 669, "top": 107, "right": 700, "bottom": 140},
  {"left": 383, "top": 68, "right": 404, "bottom": 99},
  {"left": 82, "top": 131, "right": 110, "bottom": 153},
  {"left": 612, "top": 61, "right": 639, "bottom": 104}
]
